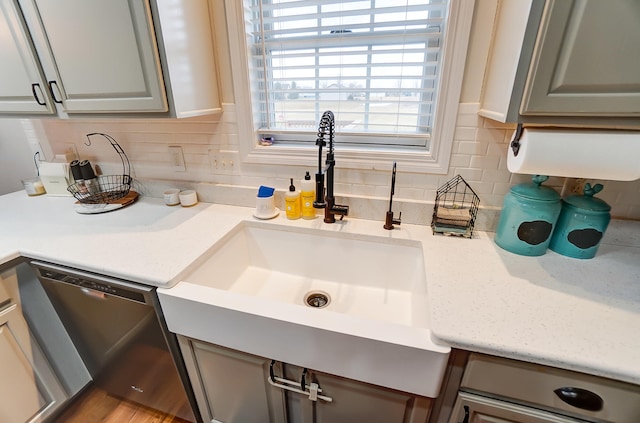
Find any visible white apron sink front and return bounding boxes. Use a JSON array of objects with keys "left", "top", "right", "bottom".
[{"left": 158, "top": 220, "right": 450, "bottom": 397}]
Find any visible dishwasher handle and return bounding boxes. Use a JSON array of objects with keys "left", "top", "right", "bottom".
[{"left": 80, "top": 287, "right": 107, "bottom": 300}]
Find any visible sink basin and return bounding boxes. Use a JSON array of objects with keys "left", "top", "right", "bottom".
[
  {"left": 159, "top": 220, "right": 450, "bottom": 397},
  {"left": 187, "top": 220, "right": 429, "bottom": 327}
]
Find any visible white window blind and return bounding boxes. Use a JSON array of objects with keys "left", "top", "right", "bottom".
[{"left": 248, "top": 0, "right": 448, "bottom": 148}]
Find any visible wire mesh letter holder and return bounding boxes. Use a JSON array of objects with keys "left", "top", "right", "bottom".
[{"left": 431, "top": 175, "right": 479, "bottom": 238}]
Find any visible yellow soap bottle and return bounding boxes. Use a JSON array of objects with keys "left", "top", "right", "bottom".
[
  {"left": 301, "top": 171, "right": 316, "bottom": 219},
  {"left": 285, "top": 178, "right": 301, "bottom": 219}
]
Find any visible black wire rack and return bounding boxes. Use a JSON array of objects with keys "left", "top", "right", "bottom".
[
  {"left": 67, "top": 133, "right": 132, "bottom": 204},
  {"left": 431, "top": 175, "right": 479, "bottom": 238}
]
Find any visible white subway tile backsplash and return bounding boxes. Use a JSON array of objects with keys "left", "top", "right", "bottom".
[
  {"left": 469, "top": 155, "right": 500, "bottom": 170},
  {"left": 457, "top": 141, "right": 488, "bottom": 156},
  {"left": 452, "top": 168, "right": 484, "bottom": 182},
  {"left": 36, "top": 102, "right": 640, "bottom": 227},
  {"left": 476, "top": 128, "right": 508, "bottom": 144},
  {"left": 492, "top": 182, "right": 512, "bottom": 196},
  {"left": 453, "top": 127, "right": 477, "bottom": 141},
  {"left": 481, "top": 169, "right": 512, "bottom": 184},
  {"left": 448, "top": 153, "right": 472, "bottom": 168},
  {"left": 469, "top": 181, "right": 497, "bottom": 195},
  {"left": 395, "top": 187, "right": 425, "bottom": 200},
  {"left": 455, "top": 113, "right": 483, "bottom": 128},
  {"left": 486, "top": 142, "right": 508, "bottom": 157}
]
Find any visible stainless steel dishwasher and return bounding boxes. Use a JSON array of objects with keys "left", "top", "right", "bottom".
[{"left": 31, "top": 261, "right": 200, "bottom": 422}]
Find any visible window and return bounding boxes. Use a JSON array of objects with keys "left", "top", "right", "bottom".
[{"left": 227, "top": 0, "right": 474, "bottom": 173}]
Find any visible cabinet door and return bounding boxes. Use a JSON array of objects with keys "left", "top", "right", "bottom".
[
  {"left": 22, "top": 0, "right": 167, "bottom": 113},
  {"left": 0, "top": 0, "right": 54, "bottom": 114},
  {"left": 284, "top": 365, "right": 432, "bottom": 423},
  {"left": 178, "top": 337, "right": 287, "bottom": 423},
  {"left": 448, "top": 392, "right": 584, "bottom": 423},
  {"left": 522, "top": 0, "right": 640, "bottom": 116},
  {"left": 0, "top": 304, "right": 67, "bottom": 423}
]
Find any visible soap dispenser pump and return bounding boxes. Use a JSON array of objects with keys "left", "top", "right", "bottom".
[
  {"left": 285, "top": 178, "right": 301, "bottom": 219},
  {"left": 301, "top": 171, "right": 316, "bottom": 219}
]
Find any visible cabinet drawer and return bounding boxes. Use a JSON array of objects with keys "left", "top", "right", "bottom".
[
  {"left": 449, "top": 392, "right": 583, "bottom": 423},
  {"left": 461, "top": 354, "right": 640, "bottom": 423}
]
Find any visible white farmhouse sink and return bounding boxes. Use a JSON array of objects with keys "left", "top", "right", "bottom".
[{"left": 159, "top": 220, "right": 450, "bottom": 397}]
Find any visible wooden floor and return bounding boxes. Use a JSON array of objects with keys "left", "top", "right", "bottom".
[{"left": 52, "top": 385, "right": 192, "bottom": 423}]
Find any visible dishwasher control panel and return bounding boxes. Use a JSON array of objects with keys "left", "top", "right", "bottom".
[{"left": 36, "top": 266, "right": 147, "bottom": 304}]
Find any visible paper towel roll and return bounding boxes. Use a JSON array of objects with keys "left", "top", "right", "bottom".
[{"left": 507, "top": 128, "right": 640, "bottom": 181}]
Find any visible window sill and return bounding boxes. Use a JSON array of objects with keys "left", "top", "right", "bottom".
[{"left": 244, "top": 143, "right": 449, "bottom": 174}]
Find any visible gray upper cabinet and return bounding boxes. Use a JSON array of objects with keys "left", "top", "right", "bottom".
[
  {"left": 25, "top": 0, "right": 167, "bottom": 114},
  {"left": 480, "top": 0, "right": 640, "bottom": 125},
  {"left": 0, "top": 0, "right": 54, "bottom": 114},
  {"left": 0, "top": 0, "right": 221, "bottom": 118}
]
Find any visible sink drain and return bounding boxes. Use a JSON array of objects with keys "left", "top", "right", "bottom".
[{"left": 304, "top": 291, "right": 330, "bottom": 308}]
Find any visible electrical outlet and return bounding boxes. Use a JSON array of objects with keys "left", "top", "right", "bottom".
[
  {"left": 570, "top": 178, "right": 587, "bottom": 194},
  {"left": 62, "top": 143, "right": 79, "bottom": 161},
  {"left": 561, "top": 178, "right": 587, "bottom": 197},
  {"left": 169, "top": 146, "right": 186, "bottom": 172},
  {"left": 209, "top": 149, "right": 239, "bottom": 174}
]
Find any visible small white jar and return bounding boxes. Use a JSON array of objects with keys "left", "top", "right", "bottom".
[{"left": 179, "top": 190, "right": 198, "bottom": 207}]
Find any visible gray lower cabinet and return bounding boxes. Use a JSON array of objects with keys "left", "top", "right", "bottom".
[
  {"left": 445, "top": 353, "right": 640, "bottom": 423},
  {"left": 0, "top": 303, "right": 68, "bottom": 423},
  {"left": 283, "top": 363, "right": 432, "bottom": 423},
  {"left": 178, "top": 337, "right": 287, "bottom": 423},
  {"left": 177, "top": 336, "right": 432, "bottom": 423}
]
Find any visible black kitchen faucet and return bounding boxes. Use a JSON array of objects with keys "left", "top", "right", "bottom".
[{"left": 313, "top": 110, "right": 349, "bottom": 223}]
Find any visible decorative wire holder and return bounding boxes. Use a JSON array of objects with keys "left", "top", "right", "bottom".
[
  {"left": 67, "top": 133, "right": 132, "bottom": 204},
  {"left": 431, "top": 175, "right": 479, "bottom": 238}
]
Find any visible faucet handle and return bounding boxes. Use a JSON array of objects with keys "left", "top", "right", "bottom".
[
  {"left": 384, "top": 210, "right": 401, "bottom": 230},
  {"left": 332, "top": 204, "right": 349, "bottom": 219},
  {"left": 324, "top": 201, "right": 349, "bottom": 223}
]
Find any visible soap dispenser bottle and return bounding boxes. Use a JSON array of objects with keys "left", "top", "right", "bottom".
[
  {"left": 285, "top": 178, "right": 301, "bottom": 219},
  {"left": 300, "top": 171, "right": 316, "bottom": 219}
]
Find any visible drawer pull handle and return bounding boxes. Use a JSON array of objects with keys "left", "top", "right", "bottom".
[
  {"left": 554, "top": 387, "right": 603, "bottom": 411},
  {"left": 460, "top": 405, "right": 469, "bottom": 423}
]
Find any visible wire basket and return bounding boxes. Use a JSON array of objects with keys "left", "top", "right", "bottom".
[
  {"left": 68, "top": 174, "right": 133, "bottom": 204},
  {"left": 67, "top": 133, "right": 132, "bottom": 204},
  {"left": 431, "top": 175, "right": 479, "bottom": 238}
]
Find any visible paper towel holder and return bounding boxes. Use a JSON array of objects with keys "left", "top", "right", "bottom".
[{"left": 510, "top": 123, "right": 524, "bottom": 157}]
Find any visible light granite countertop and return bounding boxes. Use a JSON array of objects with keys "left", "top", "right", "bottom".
[{"left": 1, "top": 190, "right": 639, "bottom": 388}]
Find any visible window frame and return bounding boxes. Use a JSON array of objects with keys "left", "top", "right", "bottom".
[{"left": 225, "top": 0, "right": 475, "bottom": 174}]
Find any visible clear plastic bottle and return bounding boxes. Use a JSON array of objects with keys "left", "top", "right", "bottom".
[
  {"left": 79, "top": 160, "right": 100, "bottom": 196},
  {"left": 285, "top": 178, "right": 301, "bottom": 219},
  {"left": 300, "top": 171, "right": 316, "bottom": 219}
]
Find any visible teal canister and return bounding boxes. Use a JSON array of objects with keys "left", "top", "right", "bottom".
[
  {"left": 549, "top": 183, "right": 611, "bottom": 259},
  {"left": 495, "top": 175, "right": 562, "bottom": 256}
]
